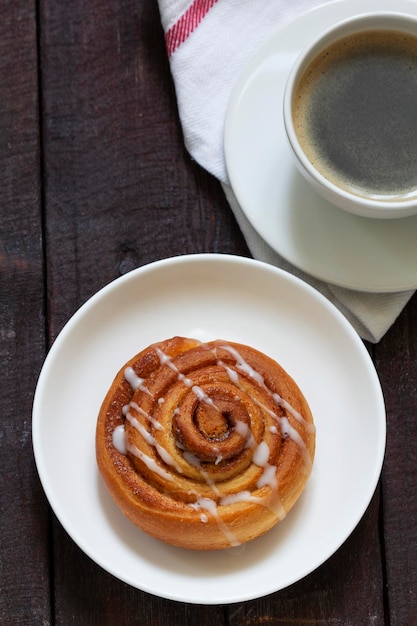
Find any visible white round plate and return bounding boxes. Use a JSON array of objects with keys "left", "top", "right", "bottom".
[
  {"left": 224, "top": 0, "right": 417, "bottom": 293},
  {"left": 32, "top": 254, "right": 385, "bottom": 604}
]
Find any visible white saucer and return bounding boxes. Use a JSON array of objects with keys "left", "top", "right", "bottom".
[
  {"left": 32, "top": 255, "right": 385, "bottom": 604},
  {"left": 224, "top": 0, "right": 417, "bottom": 293}
]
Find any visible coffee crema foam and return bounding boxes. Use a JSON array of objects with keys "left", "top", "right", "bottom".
[{"left": 292, "top": 30, "right": 417, "bottom": 201}]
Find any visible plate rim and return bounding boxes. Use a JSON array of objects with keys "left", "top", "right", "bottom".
[
  {"left": 32, "top": 253, "right": 386, "bottom": 603},
  {"left": 224, "top": 0, "right": 417, "bottom": 293}
]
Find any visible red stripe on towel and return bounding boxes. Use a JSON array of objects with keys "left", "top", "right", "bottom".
[{"left": 165, "top": 0, "right": 219, "bottom": 57}]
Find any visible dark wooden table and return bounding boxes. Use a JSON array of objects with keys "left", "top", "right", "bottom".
[{"left": 2, "top": 1, "right": 417, "bottom": 624}]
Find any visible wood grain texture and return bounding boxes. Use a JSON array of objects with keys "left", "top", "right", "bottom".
[
  {"left": 52, "top": 522, "right": 226, "bottom": 626},
  {"left": 376, "top": 293, "right": 417, "bottom": 626},
  {"left": 39, "top": 0, "right": 249, "bottom": 342},
  {"left": 228, "top": 494, "right": 384, "bottom": 626},
  {"left": 0, "top": 1, "right": 51, "bottom": 624},
  {"left": 39, "top": 0, "right": 246, "bottom": 623},
  {"left": 2, "top": 0, "right": 417, "bottom": 622}
]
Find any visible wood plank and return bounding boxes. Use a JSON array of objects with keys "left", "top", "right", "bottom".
[
  {"left": 40, "top": 0, "right": 417, "bottom": 622},
  {"left": 376, "top": 292, "right": 417, "bottom": 626},
  {"left": 228, "top": 493, "right": 384, "bottom": 625},
  {"left": 0, "top": 1, "right": 51, "bottom": 624},
  {"left": 39, "top": 0, "right": 247, "bottom": 621},
  {"left": 52, "top": 522, "right": 225, "bottom": 626},
  {"left": 40, "top": 0, "right": 249, "bottom": 341}
]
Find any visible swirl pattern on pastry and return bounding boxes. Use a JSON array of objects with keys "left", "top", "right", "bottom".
[{"left": 96, "top": 337, "right": 315, "bottom": 550}]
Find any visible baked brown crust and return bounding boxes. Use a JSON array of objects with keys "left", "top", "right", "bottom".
[{"left": 96, "top": 337, "right": 315, "bottom": 550}]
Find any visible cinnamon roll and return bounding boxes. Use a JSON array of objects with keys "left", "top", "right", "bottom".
[{"left": 96, "top": 337, "right": 315, "bottom": 550}]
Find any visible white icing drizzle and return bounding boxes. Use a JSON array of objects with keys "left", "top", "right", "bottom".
[
  {"left": 155, "top": 348, "right": 192, "bottom": 387},
  {"left": 112, "top": 424, "right": 127, "bottom": 455},
  {"left": 253, "top": 441, "right": 278, "bottom": 490},
  {"left": 125, "top": 411, "right": 152, "bottom": 442},
  {"left": 124, "top": 366, "right": 153, "bottom": 397},
  {"left": 273, "top": 393, "right": 316, "bottom": 434},
  {"left": 217, "top": 345, "right": 314, "bottom": 472},
  {"left": 190, "top": 497, "right": 241, "bottom": 547},
  {"left": 111, "top": 342, "right": 313, "bottom": 546},
  {"left": 223, "top": 364, "right": 239, "bottom": 384},
  {"left": 257, "top": 465, "right": 278, "bottom": 490},
  {"left": 253, "top": 440, "right": 270, "bottom": 466},
  {"left": 221, "top": 345, "right": 265, "bottom": 385},
  {"left": 251, "top": 440, "right": 286, "bottom": 518},
  {"left": 125, "top": 409, "right": 183, "bottom": 474},
  {"left": 183, "top": 450, "right": 221, "bottom": 496},
  {"left": 278, "top": 415, "right": 313, "bottom": 475},
  {"left": 126, "top": 442, "right": 174, "bottom": 481},
  {"left": 127, "top": 401, "right": 163, "bottom": 430},
  {"left": 256, "top": 399, "right": 313, "bottom": 475},
  {"left": 220, "top": 490, "right": 262, "bottom": 506},
  {"left": 155, "top": 347, "right": 218, "bottom": 410},
  {"left": 234, "top": 419, "right": 255, "bottom": 449},
  {"left": 191, "top": 384, "right": 218, "bottom": 410}
]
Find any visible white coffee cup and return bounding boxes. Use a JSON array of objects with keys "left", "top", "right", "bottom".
[{"left": 283, "top": 12, "right": 417, "bottom": 219}]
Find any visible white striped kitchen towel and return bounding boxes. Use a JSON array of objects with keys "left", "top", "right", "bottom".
[{"left": 157, "top": 0, "right": 415, "bottom": 342}]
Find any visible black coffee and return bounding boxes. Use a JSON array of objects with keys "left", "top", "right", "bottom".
[{"left": 292, "top": 30, "right": 417, "bottom": 200}]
